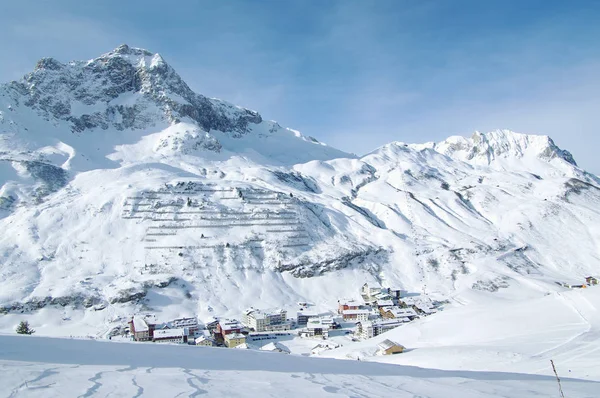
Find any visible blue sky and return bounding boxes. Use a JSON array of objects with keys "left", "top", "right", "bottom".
[{"left": 1, "top": 0, "right": 600, "bottom": 172}]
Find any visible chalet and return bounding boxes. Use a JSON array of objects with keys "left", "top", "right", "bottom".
[
  {"left": 242, "top": 308, "right": 291, "bottom": 332},
  {"left": 195, "top": 335, "right": 216, "bottom": 346},
  {"left": 342, "top": 309, "right": 369, "bottom": 322},
  {"left": 217, "top": 319, "right": 244, "bottom": 336},
  {"left": 224, "top": 332, "right": 246, "bottom": 348},
  {"left": 400, "top": 297, "right": 437, "bottom": 315},
  {"left": 337, "top": 298, "right": 361, "bottom": 314},
  {"left": 129, "top": 316, "right": 153, "bottom": 342},
  {"left": 586, "top": 276, "right": 599, "bottom": 286},
  {"left": 378, "top": 339, "right": 405, "bottom": 355},
  {"left": 153, "top": 328, "right": 187, "bottom": 344},
  {"left": 381, "top": 307, "right": 418, "bottom": 321}
]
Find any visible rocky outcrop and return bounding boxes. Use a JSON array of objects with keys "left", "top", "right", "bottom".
[
  {"left": 275, "top": 247, "right": 387, "bottom": 278},
  {"left": 6, "top": 44, "right": 262, "bottom": 136}
]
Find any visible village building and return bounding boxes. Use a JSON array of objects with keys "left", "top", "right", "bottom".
[
  {"left": 319, "top": 315, "right": 335, "bottom": 329},
  {"left": 337, "top": 298, "right": 361, "bottom": 314},
  {"left": 217, "top": 319, "right": 244, "bottom": 336},
  {"left": 378, "top": 339, "right": 405, "bottom": 355},
  {"left": 385, "top": 287, "right": 402, "bottom": 299},
  {"left": 361, "top": 283, "right": 383, "bottom": 299},
  {"left": 224, "top": 332, "right": 246, "bottom": 348},
  {"left": 381, "top": 307, "right": 418, "bottom": 321},
  {"left": 301, "top": 317, "right": 331, "bottom": 338},
  {"left": 205, "top": 317, "right": 220, "bottom": 333},
  {"left": 170, "top": 317, "right": 200, "bottom": 334},
  {"left": 400, "top": 297, "right": 437, "bottom": 315},
  {"left": 375, "top": 299, "right": 394, "bottom": 308},
  {"left": 242, "top": 308, "right": 291, "bottom": 332},
  {"left": 356, "top": 319, "right": 405, "bottom": 340},
  {"left": 129, "top": 316, "right": 153, "bottom": 342},
  {"left": 153, "top": 328, "right": 187, "bottom": 344},
  {"left": 374, "top": 292, "right": 393, "bottom": 301},
  {"left": 195, "top": 335, "right": 216, "bottom": 346},
  {"left": 297, "top": 309, "right": 319, "bottom": 327},
  {"left": 342, "top": 309, "right": 369, "bottom": 322},
  {"left": 586, "top": 276, "right": 599, "bottom": 286}
]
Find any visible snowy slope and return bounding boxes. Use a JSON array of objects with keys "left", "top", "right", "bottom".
[
  {"left": 0, "top": 44, "right": 599, "bottom": 358},
  {"left": 323, "top": 287, "right": 600, "bottom": 381},
  {"left": 0, "top": 334, "right": 598, "bottom": 398}
]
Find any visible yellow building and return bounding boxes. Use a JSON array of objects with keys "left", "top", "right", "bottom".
[
  {"left": 378, "top": 339, "right": 405, "bottom": 355},
  {"left": 224, "top": 332, "right": 246, "bottom": 348}
]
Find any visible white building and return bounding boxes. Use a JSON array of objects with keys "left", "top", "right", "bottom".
[
  {"left": 153, "top": 328, "right": 187, "bottom": 344},
  {"left": 301, "top": 317, "right": 331, "bottom": 338},
  {"left": 361, "top": 283, "right": 383, "bottom": 299},
  {"left": 242, "top": 308, "right": 290, "bottom": 332},
  {"left": 170, "top": 317, "right": 200, "bottom": 332},
  {"left": 357, "top": 319, "right": 405, "bottom": 340},
  {"left": 342, "top": 309, "right": 369, "bottom": 322},
  {"left": 297, "top": 309, "right": 319, "bottom": 326}
]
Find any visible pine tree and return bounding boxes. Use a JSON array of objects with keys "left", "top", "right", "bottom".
[{"left": 16, "top": 320, "right": 35, "bottom": 335}]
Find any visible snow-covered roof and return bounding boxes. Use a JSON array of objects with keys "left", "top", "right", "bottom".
[
  {"left": 387, "top": 307, "right": 418, "bottom": 318},
  {"left": 225, "top": 332, "right": 246, "bottom": 340},
  {"left": 220, "top": 319, "right": 243, "bottom": 331},
  {"left": 385, "top": 287, "right": 402, "bottom": 292},
  {"left": 132, "top": 317, "right": 149, "bottom": 332},
  {"left": 154, "top": 328, "right": 186, "bottom": 339},
  {"left": 342, "top": 309, "right": 369, "bottom": 315},
  {"left": 378, "top": 339, "right": 404, "bottom": 351},
  {"left": 260, "top": 342, "right": 290, "bottom": 353},
  {"left": 170, "top": 317, "right": 199, "bottom": 328},
  {"left": 244, "top": 308, "right": 285, "bottom": 320},
  {"left": 297, "top": 310, "right": 318, "bottom": 317},
  {"left": 376, "top": 299, "right": 394, "bottom": 307},
  {"left": 338, "top": 298, "right": 361, "bottom": 306},
  {"left": 374, "top": 319, "right": 405, "bottom": 328}
]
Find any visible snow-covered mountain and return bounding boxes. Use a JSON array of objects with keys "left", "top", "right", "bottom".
[{"left": 0, "top": 45, "right": 599, "bottom": 340}]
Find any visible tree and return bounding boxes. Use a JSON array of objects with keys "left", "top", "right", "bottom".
[{"left": 16, "top": 321, "right": 35, "bottom": 335}]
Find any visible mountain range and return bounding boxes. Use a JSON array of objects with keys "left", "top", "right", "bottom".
[{"left": 0, "top": 45, "right": 599, "bottom": 337}]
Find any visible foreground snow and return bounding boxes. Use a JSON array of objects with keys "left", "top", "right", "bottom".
[{"left": 0, "top": 335, "right": 597, "bottom": 398}]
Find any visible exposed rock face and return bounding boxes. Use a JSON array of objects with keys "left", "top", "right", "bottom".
[
  {"left": 5, "top": 44, "right": 262, "bottom": 135},
  {"left": 432, "top": 130, "right": 577, "bottom": 166}
]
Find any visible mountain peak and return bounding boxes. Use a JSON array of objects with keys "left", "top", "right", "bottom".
[
  {"left": 4, "top": 45, "right": 262, "bottom": 135},
  {"left": 109, "top": 44, "right": 153, "bottom": 57},
  {"left": 434, "top": 129, "right": 577, "bottom": 167}
]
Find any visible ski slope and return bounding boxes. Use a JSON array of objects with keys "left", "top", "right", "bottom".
[
  {"left": 322, "top": 287, "right": 600, "bottom": 382},
  {"left": 0, "top": 334, "right": 597, "bottom": 398}
]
